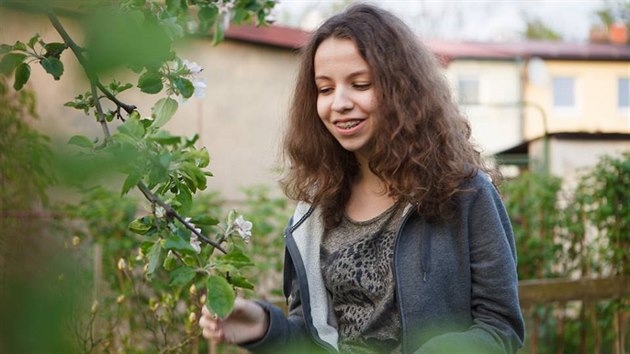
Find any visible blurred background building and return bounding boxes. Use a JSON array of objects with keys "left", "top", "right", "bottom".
[{"left": 0, "top": 1, "right": 628, "bottom": 200}]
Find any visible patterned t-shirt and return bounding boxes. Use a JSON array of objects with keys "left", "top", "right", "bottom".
[{"left": 320, "top": 202, "right": 406, "bottom": 354}]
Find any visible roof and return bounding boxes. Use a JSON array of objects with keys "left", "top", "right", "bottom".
[
  {"left": 225, "top": 24, "right": 630, "bottom": 61},
  {"left": 225, "top": 24, "right": 309, "bottom": 50},
  {"left": 496, "top": 132, "right": 630, "bottom": 155},
  {"left": 427, "top": 40, "right": 630, "bottom": 61}
]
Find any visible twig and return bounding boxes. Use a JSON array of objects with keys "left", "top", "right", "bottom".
[
  {"left": 137, "top": 182, "right": 228, "bottom": 254},
  {"left": 90, "top": 81, "right": 112, "bottom": 141},
  {"left": 97, "top": 82, "right": 136, "bottom": 114},
  {"left": 47, "top": 10, "right": 136, "bottom": 115}
]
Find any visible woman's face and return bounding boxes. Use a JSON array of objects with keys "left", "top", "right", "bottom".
[{"left": 314, "top": 37, "right": 377, "bottom": 160}]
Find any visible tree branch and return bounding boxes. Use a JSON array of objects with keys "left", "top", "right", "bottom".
[
  {"left": 47, "top": 9, "right": 226, "bottom": 255},
  {"left": 47, "top": 10, "right": 136, "bottom": 115},
  {"left": 96, "top": 82, "right": 136, "bottom": 114},
  {"left": 90, "top": 82, "right": 112, "bottom": 141},
  {"left": 137, "top": 182, "right": 227, "bottom": 254}
]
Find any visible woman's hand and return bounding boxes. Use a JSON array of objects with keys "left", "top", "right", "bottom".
[{"left": 199, "top": 298, "right": 270, "bottom": 344}]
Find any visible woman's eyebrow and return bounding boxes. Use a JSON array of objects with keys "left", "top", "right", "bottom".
[{"left": 314, "top": 70, "right": 370, "bottom": 81}]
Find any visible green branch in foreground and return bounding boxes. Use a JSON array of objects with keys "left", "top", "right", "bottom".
[
  {"left": 46, "top": 9, "right": 227, "bottom": 255},
  {"left": 46, "top": 10, "right": 136, "bottom": 115}
]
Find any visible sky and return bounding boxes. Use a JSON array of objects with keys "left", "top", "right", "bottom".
[{"left": 272, "top": 0, "right": 610, "bottom": 42}]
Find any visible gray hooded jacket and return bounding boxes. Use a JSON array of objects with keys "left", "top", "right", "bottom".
[{"left": 245, "top": 173, "right": 525, "bottom": 354}]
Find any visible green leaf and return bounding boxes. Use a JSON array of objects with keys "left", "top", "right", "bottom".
[
  {"left": 121, "top": 173, "right": 142, "bottom": 195},
  {"left": 129, "top": 217, "right": 153, "bottom": 235},
  {"left": 147, "top": 241, "right": 162, "bottom": 275},
  {"left": 218, "top": 247, "right": 254, "bottom": 269},
  {"left": 27, "top": 34, "right": 41, "bottom": 49},
  {"left": 40, "top": 57, "right": 64, "bottom": 80},
  {"left": 67, "top": 135, "right": 94, "bottom": 149},
  {"left": 164, "top": 233, "right": 195, "bottom": 253},
  {"left": 148, "top": 130, "right": 181, "bottom": 145},
  {"left": 212, "top": 21, "right": 225, "bottom": 46},
  {"left": 43, "top": 42, "right": 67, "bottom": 58},
  {"left": 13, "top": 63, "right": 30, "bottom": 91},
  {"left": 163, "top": 251, "right": 177, "bottom": 271},
  {"left": 169, "top": 266, "right": 196, "bottom": 288},
  {"left": 205, "top": 275, "right": 235, "bottom": 318},
  {"left": 175, "top": 185, "right": 192, "bottom": 215},
  {"left": 138, "top": 70, "right": 163, "bottom": 94},
  {"left": 190, "top": 215, "right": 219, "bottom": 225},
  {"left": 173, "top": 77, "right": 194, "bottom": 98},
  {"left": 198, "top": 6, "right": 218, "bottom": 33},
  {"left": 228, "top": 274, "right": 255, "bottom": 290},
  {"left": 232, "top": 8, "right": 247, "bottom": 24},
  {"left": 183, "top": 148, "right": 210, "bottom": 168},
  {"left": 152, "top": 97, "right": 178, "bottom": 128},
  {"left": 85, "top": 8, "right": 171, "bottom": 73},
  {"left": 0, "top": 53, "right": 27, "bottom": 75},
  {"left": 13, "top": 41, "right": 27, "bottom": 52},
  {"left": 117, "top": 115, "right": 145, "bottom": 139},
  {"left": 0, "top": 44, "right": 13, "bottom": 55}
]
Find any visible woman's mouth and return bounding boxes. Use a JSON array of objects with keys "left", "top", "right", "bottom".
[{"left": 333, "top": 119, "right": 366, "bottom": 135}]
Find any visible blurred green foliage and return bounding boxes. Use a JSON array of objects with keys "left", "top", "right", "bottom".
[{"left": 502, "top": 151, "right": 630, "bottom": 354}]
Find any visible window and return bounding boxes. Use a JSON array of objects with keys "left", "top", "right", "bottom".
[
  {"left": 552, "top": 77, "right": 575, "bottom": 108},
  {"left": 458, "top": 76, "right": 479, "bottom": 104},
  {"left": 619, "top": 78, "right": 630, "bottom": 109}
]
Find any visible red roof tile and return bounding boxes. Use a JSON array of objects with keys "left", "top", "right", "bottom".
[
  {"left": 225, "top": 25, "right": 630, "bottom": 61},
  {"left": 225, "top": 24, "right": 309, "bottom": 50}
]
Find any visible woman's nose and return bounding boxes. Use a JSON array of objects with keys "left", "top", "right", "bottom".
[{"left": 331, "top": 88, "right": 353, "bottom": 113}]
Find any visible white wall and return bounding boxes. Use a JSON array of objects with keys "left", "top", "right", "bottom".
[
  {"left": 0, "top": 8, "right": 300, "bottom": 201},
  {"left": 446, "top": 60, "right": 522, "bottom": 155}
]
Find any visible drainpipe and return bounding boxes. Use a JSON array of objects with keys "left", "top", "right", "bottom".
[{"left": 522, "top": 56, "right": 550, "bottom": 175}]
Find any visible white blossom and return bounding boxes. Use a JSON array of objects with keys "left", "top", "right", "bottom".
[
  {"left": 155, "top": 206, "right": 166, "bottom": 218},
  {"left": 233, "top": 215, "right": 253, "bottom": 242},
  {"left": 192, "top": 78, "right": 207, "bottom": 99},
  {"left": 190, "top": 234, "right": 201, "bottom": 254},
  {"left": 182, "top": 59, "right": 203, "bottom": 74}
]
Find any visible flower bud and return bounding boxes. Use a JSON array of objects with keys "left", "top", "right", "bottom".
[
  {"left": 135, "top": 248, "right": 144, "bottom": 261},
  {"left": 72, "top": 236, "right": 81, "bottom": 247},
  {"left": 188, "top": 312, "right": 196, "bottom": 323},
  {"left": 149, "top": 297, "right": 159, "bottom": 312},
  {"left": 189, "top": 284, "right": 197, "bottom": 296},
  {"left": 91, "top": 300, "right": 99, "bottom": 314},
  {"left": 200, "top": 294, "right": 206, "bottom": 304},
  {"left": 116, "top": 294, "right": 125, "bottom": 304},
  {"left": 117, "top": 258, "right": 127, "bottom": 271}
]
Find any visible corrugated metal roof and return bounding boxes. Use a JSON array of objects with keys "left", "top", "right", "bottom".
[{"left": 225, "top": 24, "right": 630, "bottom": 61}]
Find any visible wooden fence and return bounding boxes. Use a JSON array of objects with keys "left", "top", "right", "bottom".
[{"left": 519, "top": 276, "right": 630, "bottom": 354}]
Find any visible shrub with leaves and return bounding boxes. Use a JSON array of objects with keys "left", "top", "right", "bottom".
[{"left": 0, "top": 0, "right": 276, "bottom": 351}]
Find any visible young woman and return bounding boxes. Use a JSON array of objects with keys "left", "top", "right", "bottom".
[{"left": 199, "top": 4, "right": 525, "bottom": 354}]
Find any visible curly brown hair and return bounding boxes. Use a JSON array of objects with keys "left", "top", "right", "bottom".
[{"left": 281, "top": 3, "right": 497, "bottom": 229}]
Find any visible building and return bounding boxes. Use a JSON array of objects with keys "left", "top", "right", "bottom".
[{"left": 1, "top": 5, "right": 628, "bottom": 199}]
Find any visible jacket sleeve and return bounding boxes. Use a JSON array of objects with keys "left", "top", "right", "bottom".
[
  {"left": 414, "top": 179, "right": 525, "bottom": 354},
  {"left": 241, "top": 264, "right": 319, "bottom": 353}
]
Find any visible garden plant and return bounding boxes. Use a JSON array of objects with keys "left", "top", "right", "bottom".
[{"left": 0, "top": 0, "right": 278, "bottom": 352}]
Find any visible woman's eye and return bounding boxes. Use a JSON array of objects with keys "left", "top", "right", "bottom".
[
  {"left": 354, "top": 83, "right": 371, "bottom": 90},
  {"left": 318, "top": 87, "right": 332, "bottom": 94}
]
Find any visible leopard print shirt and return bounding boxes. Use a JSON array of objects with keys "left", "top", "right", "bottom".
[{"left": 320, "top": 203, "right": 405, "bottom": 354}]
